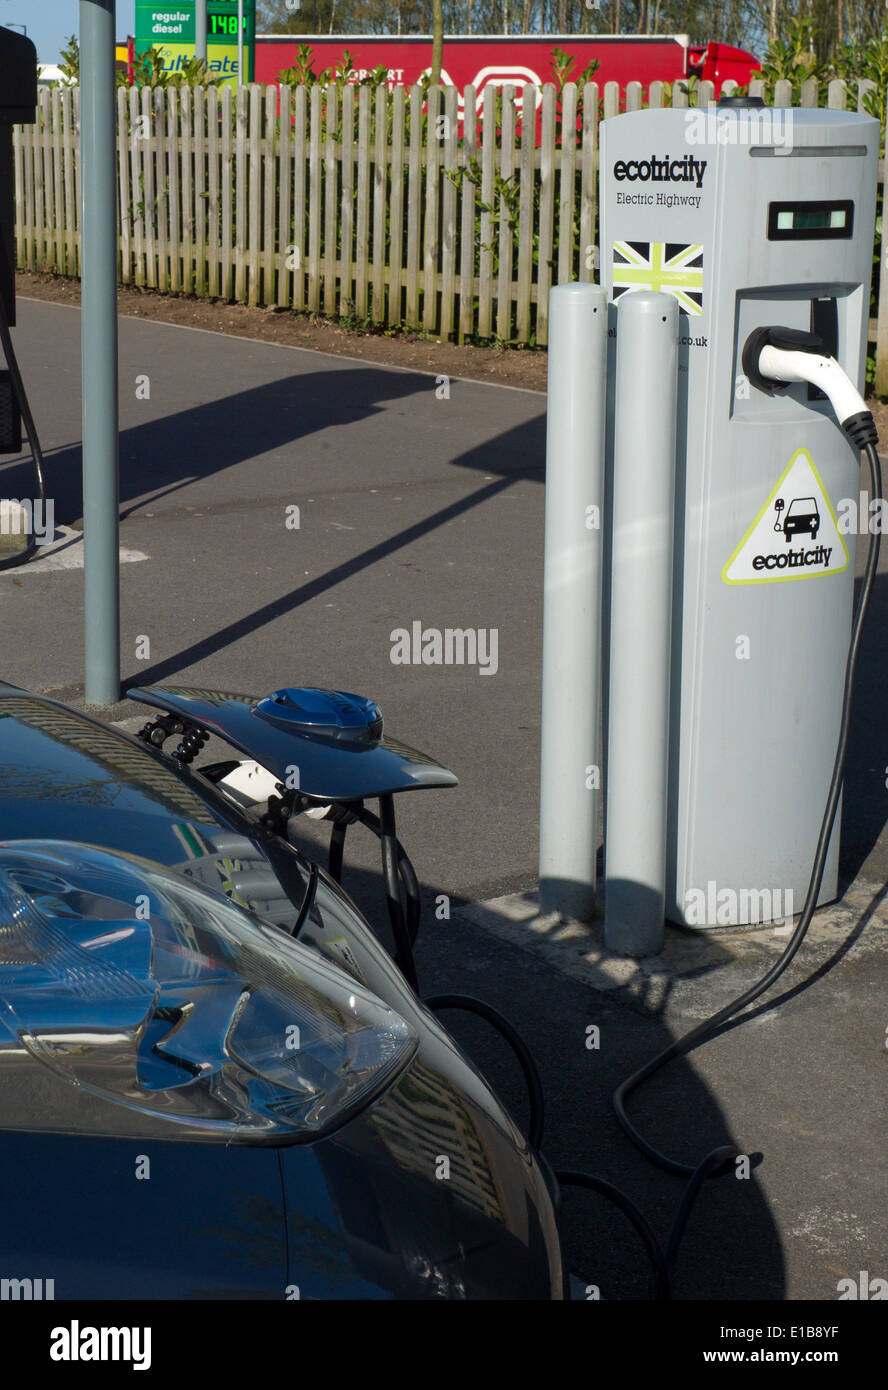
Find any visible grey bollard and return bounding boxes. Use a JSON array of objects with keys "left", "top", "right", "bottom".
[
  {"left": 604, "top": 291, "right": 679, "bottom": 956},
  {"left": 539, "top": 283, "right": 608, "bottom": 921}
]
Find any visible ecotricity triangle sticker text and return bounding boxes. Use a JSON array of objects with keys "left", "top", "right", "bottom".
[{"left": 722, "top": 448, "right": 849, "bottom": 586}]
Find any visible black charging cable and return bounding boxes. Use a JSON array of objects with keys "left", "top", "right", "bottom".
[
  {"left": 423, "top": 993, "right": 739, "bottom": 1300},
  {"left": 556, "top": 1169, "right": 672, "bottom": 1301},
  {"left": 613, "top": 436, "right": 882, "bottom": 1175},
  {"left": 424, "top": 993, "right": 546, "bottom": 1152},
  {"left": 0, "top": 236, "right": 49, "bottom": 572},
  {"left": 418, "top": 434, "right": 882, "bottom": 1299}
]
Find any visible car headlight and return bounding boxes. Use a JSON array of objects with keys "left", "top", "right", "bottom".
[{"left": 0, "top": 841, "right": 417, "bottom": 1142}]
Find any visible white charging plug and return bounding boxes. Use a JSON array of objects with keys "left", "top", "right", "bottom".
[
  {"left": 757, "top": 346, "right": 867, "bottom": 428},
  {"left": 742, "top": 326, "right": 879, "bottom": 449}
]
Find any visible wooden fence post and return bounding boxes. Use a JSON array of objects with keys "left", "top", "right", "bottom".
[
  {"left": 372, "top": 84, "right": 388, "bottom": 324},
  {"left": 578, "top": 81, "right": 598, "bottom": 291},
  {"left": 536, "top": 83, "right": 556, "bottom": 346},
  {"left": 424, "top": 85, "right": 442, "bottom": 334},
  {"left": 477, "top": 83, "right": 495, "bottom": 340},
  {"left": 389, "top": 84, "right": 406, "bottom": 331},
  {"left": 325, "top": 84, "right": 340, "bottom": 318},
  {"left": 440, "top": 83, "right": 459, "bottom": 340},
  {"left": 263, "top": 85, "right": 277, "bottom": 307},
  {"left": 354, "top": 85, "right": 371, "bottom": 320}
]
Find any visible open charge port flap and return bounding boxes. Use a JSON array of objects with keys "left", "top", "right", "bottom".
[
  {"left": 809, "top": 296, "right": 839, "bottom": 400},
  {"left": 732, "top": 286, "right": 858, "bottom": 421}
]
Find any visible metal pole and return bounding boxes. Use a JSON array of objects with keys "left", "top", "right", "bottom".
[
  {"left": 80, "top": 0, "right": 120, "bottom": 707},
  {"left": 195, "top": 0, "right": 207, "bottom": 63},
  {"left": 237, "top": 0, "right": 244, "bottom": 87},
  {"left": 604, "top": 291, "right": 678, "bottom": 957},
  {"left": 539, "top": 283, "right": 608, "bottom": 921}
]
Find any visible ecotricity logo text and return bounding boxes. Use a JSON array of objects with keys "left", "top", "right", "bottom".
[
  {"left": 685, "top": 106, "right": 794, "bottom": 154},
  {"left": 613, "top": 154, "right": 707, "bottom": 189},
  {"left": 751, "top": 542, "right": 833, "bottom": 574}
]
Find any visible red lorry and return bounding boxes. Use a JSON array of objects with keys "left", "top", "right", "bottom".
[{"left": 254, "top": 33, "right": 760, "bottom": 101}]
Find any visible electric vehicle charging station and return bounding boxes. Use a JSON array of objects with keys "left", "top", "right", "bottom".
[
  {"left": 599, "top": 101, "right": 879, "bottom": 929},
  {"left": 532, "top": 102, "right": 883, "bottom": 1286}
]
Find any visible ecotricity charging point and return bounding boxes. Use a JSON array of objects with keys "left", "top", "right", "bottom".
[{"left": 600, "top": 101, "right": 879, "bottom": 931}]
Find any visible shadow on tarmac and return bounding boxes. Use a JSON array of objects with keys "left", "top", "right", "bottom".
[
  {"left": 286, "top": 821, "right": 788, "bottom": 1301},
  {"left": 0, "top": 366, "right": 546, "bottom": 526},
  {"left": 100, "top": 381, "right": 545, "bottom": 686}
]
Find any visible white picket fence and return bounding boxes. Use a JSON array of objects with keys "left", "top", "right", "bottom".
[{"left": 12, "top": 75, "right": 888, "bottom": 383}]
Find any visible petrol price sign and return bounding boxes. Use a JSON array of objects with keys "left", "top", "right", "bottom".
[
  {"left": 134, "top": 2, "right": 255, "bottom": 84},
  {"left": 135, "top": 5, "right": 195, "bottom": 43}
]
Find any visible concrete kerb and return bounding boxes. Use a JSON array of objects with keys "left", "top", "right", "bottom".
[{"left": 452, "top": 882, "right": 888, "bottom": 1024}]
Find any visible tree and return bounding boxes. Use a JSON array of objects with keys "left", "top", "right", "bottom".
[
  {"left": 257, "top": 0, "right": 335, "bottom": 31},
  {"left": 431, "top": 0, "right": 444, "bottom": 78},
  {"left": 58, "top": 34, "right": 79, "bottom": 86},
  {"left": 252, "top": 0, "right": 888, "bottom": 55}
]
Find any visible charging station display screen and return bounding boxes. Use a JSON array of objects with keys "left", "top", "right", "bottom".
[{"left": 768, "top": 200, "right": 854, "bottom": 240}]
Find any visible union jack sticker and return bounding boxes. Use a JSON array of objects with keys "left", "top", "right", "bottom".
[{"left": 612, "top": 241, "right": 704, "bottom": 316}]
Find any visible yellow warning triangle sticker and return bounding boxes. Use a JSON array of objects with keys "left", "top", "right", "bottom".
[{"left": 723, "top": 448, "right": 849, "bottom": 586}]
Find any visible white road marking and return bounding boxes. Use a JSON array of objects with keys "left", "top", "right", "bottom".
[{"left": 0, "top": 524, "right": 149, "bottom": 575}]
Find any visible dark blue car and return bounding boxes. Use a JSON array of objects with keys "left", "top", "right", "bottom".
[{"left": 0, "top": 683, "right": 563, "bottom": 1300}]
